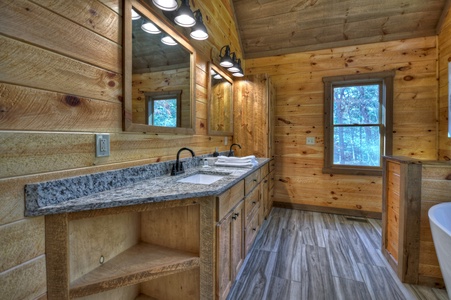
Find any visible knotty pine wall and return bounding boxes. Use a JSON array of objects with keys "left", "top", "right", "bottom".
[
  {"left": 0, "top": 0, "right": 241, "bottom": 298},
  {"left": 246, "top": 36, "right": 440, "bottom": 215},
  {"left": 438, "top": 7, "right": 451, "bottom": 161}
]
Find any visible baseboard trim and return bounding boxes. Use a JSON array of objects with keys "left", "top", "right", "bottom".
[{"left": 273, "top": 202, "right": 382, "bottom": 219}]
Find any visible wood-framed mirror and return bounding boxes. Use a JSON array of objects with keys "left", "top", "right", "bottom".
[
  {"left": 123, "top": 0, "right": 196, "bottom": 134},
  {"left": 208, "top": 63, "right": 233, "bottom": 136}
]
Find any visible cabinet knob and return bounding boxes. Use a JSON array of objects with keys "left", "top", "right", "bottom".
[
  {"left": 252, "top": 228, "right": 257, "bottom": 231},
  {"left": 253, "top": 179, "right": 257, "bottom": 182},
  {"left": 252, "top": 201, "right": 256, "bottom": 205}
]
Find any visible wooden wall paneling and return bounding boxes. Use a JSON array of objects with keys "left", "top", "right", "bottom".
[
  {"left": 32, "top": 0, "right": 122, "bottom": 43},
  {"left": 247, "top": 36, "right": 438, "bottom": 215},
  {"left": 0, "top": 0, "right": 121, "bottom": 73},
  {"left": 0, "top": 217, "right": 45, "bottom": 273},
  {"left": 0, "top": 35, "right": 122, "bottom": 103},
  {"left": 0, "top": 83, "right": 123, "bottom": 132},
  {"left": 0, "top": 255, "right": 47, "bottom": 300}
]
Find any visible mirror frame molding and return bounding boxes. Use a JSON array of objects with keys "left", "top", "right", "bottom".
[
  {"left": 123, "top": 0, "right": 196, "bottom": 134},
  {"left": 207, "top": 62, "right": 234, "bottom": 136}
]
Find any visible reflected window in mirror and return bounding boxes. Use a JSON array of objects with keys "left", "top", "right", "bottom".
[
  {"left": 208, "top": 63, "right": 233, "bottom": 136},
  {"left": 124, "top": 0, "right": 196, "bottom": 134},
  {"left": 146, "top": 91, "right": 182, "bottom": 127}
]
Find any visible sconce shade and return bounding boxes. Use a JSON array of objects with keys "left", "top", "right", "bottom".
[
  {"left": 213, "top": 74, "right": 222, "bottom": 79},
  {"left": 233, "top": 60, "right": 244, "bottom": 77},
  {"left": 161, "top": 35, "right": 177, "bottom": 45},
  {"left": 152, "top": 0, "right": 178, "bottom": 11},
  {"left": 190, "top": 10, "right": 208, "bottom": 40},
  {"left": 174, "top": 0, "right": 196, "bottom": 27},
  {"left": 141, "top": 21, "right": 161, "bottom": 34},
  {"left": 227, "top": 53, "right": 240, "bottom": 73},
  {"left": 219, "top": 45, "right": 233, "bottom": 68},
  {"left": 131, "top": 9, "right": 141, "bottom": 20}
]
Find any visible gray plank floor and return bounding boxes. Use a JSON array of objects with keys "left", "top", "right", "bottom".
[{"left": 227, "top": 208, "right": 448, "bottom": 300}]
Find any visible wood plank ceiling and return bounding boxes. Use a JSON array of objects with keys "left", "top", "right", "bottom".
[{"left": 232, "top": 0, "right": 449, "bottom": 58}]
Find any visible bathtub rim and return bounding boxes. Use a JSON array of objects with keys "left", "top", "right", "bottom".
[{"left": 428, "top": 202, "right": 451, "bottom": 237}]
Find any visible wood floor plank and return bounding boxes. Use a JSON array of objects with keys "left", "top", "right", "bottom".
[
  {"left": 324, "top": 229, "right": 364, "bottom": 282},
  {"left": 358, "top": 263, "right": 406, "bottom": 300},
  {"left": 228, "top": 208, "right": 447, "bottom": 300},
  {"left": 332, "top": 276, "right": 372, "bottom": 300}
]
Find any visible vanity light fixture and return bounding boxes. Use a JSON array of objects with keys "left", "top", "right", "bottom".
[
  {"left": 161, "top": 35, "right": 177, "bottom": 45},
  {"left": 213, "top": 74, "right": 222, "bottom": 80},
  {"left": 190, "top": 10, "right": 208, "bottom": 40},
  {"left": 174, "top": 0, "right": 196, "bottom": 27},
  {"left": 219, "top": 45, "right": 233, "bottom": 68},
  {"left": 141, "top": 20, "right": 161, "bottom": 34},
  {"left": 131, "top": 9, "right": 141, "bottom": 20},
  {"left": 227, "top": 53, "right": 240, "bottom": 73},
  {"left": 152, "top": 0, "right": 178, "bottom": 11},
  {"left": 232, "top": 59, "right": 244, "bottom": 77}
]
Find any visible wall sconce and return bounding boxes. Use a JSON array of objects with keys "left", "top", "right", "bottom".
[
  {"left": 232, "top": 59, "right": 244, "bottom": 77},
  {"left": 131, "top": 9, "right": 141, "bottom": 20},
  {"left": 141, "top": 20, "right": 161, "bottom": 34},
  {"left": 161, "top": 35, "right": 177, "bottom": 46},
  {"left": 219, "top": 45, "right": 233, "bottom": 68},
  {"left": 219, "top": 45, "right": 245, "bottom": 77},
  {"left": 152, "top": 0, "right": 178, "bottom": 11},
  {"left": 190, "top": 10, "right": 208, "bottom": 40},
  {"left": 174, "top": 0, "right": 196, "bottom": 27}
]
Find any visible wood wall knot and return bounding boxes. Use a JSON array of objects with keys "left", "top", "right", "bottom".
[
  {"left": 64, "top": 95, "right": 81, "bottom": 106},
  {"left": 403, "top": 75, "right": 414, "bottom": 81}
]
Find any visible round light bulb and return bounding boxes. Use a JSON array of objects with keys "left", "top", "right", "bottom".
[
  {"left": 141, "top": 22, "right": 161, "bottom": 34},
  {"left": 131, "top": 9, "right": 141, "bottom": 20},
  {"left": 161, "top": 35, "right": 177, "bottom": 46},
  {"left": 152, "top": 0, "right": 178, "bottom": 11}
]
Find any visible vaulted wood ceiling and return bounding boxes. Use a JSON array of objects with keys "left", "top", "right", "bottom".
[{"left": 232, "top": 0, "right": 450, "bottom": 59}]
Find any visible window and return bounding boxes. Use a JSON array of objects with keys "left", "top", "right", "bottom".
[
  {"left": 323, "top": 71, "right": 394, "bottom": 176},
  {"left": 145, "top": 91, "right": 182, "bottom": 127}
]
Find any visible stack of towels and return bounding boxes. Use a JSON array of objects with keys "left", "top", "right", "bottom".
[{"left": 215, "top": 155, "right": 258, "bottom": 167}]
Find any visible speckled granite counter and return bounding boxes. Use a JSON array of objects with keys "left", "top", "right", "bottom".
[{"left": 25, "top": 156, "right": 270, "bottom": 216}]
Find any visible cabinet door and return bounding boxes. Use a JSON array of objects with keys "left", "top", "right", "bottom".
[
  {"left": 231, "top": 201, "right": 245, "bottom": 278},
  {"left": 216, "top": 213, "right": 232, "bottom": 300}
]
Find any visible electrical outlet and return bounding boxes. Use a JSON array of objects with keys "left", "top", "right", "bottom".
[
  {"left": 96, "top": 134, "right": 110, "bottom": 157},
  {"left": 306, "top": 137, "right": 315, "bottom": 145},
  {"left": 224, "top": 136, "right": 228, "bottom": 145}
]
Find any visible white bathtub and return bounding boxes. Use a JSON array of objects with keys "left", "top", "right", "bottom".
[{"left": 429, "top": 202, "right": 451, "bottom": 299}]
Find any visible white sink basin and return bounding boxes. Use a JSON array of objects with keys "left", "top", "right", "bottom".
[{"left": 177, "top": 173, "right": 224, "bottom": 185}]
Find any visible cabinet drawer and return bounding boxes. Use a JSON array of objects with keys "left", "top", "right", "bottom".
[
  {"left": 217, "top": 180, "right": 245, "bottom": 221},
  {"left": 260, "top": 164, "right": 269, "bottom": 178},
  {"left": 245, "top": 210, "right": 259, "bottom": 254},
  {"left": 244, "top": 170, "right": 261, "bottom": 195},
  {"left": 244, "top": 187, "right": 259, "bottom": 222}
]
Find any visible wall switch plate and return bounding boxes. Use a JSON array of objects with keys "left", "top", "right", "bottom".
[
  {"left": 96, "top": 134, "right": 110, "bottom": 157},
  {"left": 224, "top": 136, "right": 228, "bottom": 145},
  {"left": 306, "top": 137, "right": 315, "bottom": 145}
]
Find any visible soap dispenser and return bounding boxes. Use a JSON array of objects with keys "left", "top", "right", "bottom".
[{"left": 213, "top": 147, "right": 219, "bottom": 157}]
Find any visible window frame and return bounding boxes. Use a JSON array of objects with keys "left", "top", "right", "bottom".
[
  {"left": 145, "top": 91, "right": 182, "bottom": 127},
  {"left": 322, "top": 71, "right": 395, "bottom": 176}
]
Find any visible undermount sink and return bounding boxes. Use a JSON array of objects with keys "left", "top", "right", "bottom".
[{"left": 177, "top": 173, "right": 224, "bottom": 185}]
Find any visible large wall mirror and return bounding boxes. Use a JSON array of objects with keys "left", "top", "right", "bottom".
[
  {"left": 208, "top": 63, "right": 233, "bottom": 136},
  {"left": 123, "top": 0, "right": 196, "bottom": 134}
]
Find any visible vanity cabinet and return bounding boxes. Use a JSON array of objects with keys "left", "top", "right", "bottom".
[
  {"left": 216, "top": 200, "right": 245, "bottom": 300},
  {"left": 45, "top": 198, "right": 213, "bottom": 300}
]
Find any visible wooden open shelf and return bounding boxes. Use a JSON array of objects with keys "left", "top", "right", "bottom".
[{"left": 69, "top": 242, "right": 199, "bottom": 298}]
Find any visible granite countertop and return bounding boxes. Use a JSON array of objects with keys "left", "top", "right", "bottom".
[{"left": 25, "top": 158, "right": 270, "bottom": 216}]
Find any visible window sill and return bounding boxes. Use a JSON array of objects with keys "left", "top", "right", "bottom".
[{"left": 322, "top": 167, "right": 382, "bottom": 176}]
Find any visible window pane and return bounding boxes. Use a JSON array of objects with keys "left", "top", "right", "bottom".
[
  {"left": 333, "top": 126, "right": 381, "bottom": 167},
  {"left": 333, "top": 85, "right": 380, "bottom": 125},
  {"left": 151, "top": 99, "right": 177, "bottom": 127}
]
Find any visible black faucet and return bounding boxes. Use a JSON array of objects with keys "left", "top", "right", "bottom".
[
  {"left": 228, "top": 143, "right": 242, "bottom": 157},
  {"left": 171, "top": 147, "right": 195, "bottom": 176}
]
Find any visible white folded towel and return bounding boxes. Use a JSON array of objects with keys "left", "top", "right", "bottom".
[{"left": 215, "top": 155, "right": 258, "bottom": 167}]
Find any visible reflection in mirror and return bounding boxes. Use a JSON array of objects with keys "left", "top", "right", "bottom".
[
  {"left": 124, "top": 1, "right": 196, "bottom": 134},
  {"left": 208, "top": 63, "right": 233, "bottom": 136}
]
